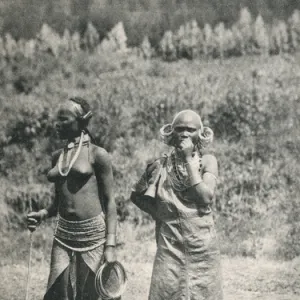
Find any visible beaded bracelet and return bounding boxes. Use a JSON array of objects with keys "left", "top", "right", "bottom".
[{"left": 184, "top": 159, "right": 203, "bottom": 186}]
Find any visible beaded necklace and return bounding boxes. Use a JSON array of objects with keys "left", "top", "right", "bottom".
[
  {"left": 58, "top": 131, "right": 88, "bottom": 177},
  {"left": 167, "top": 148, "right": 202, "bottom": 192}
]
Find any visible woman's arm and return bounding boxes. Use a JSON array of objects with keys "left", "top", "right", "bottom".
[
  {"left": 43, "top": 184, "right": 59, "bottom": 218},
  {"left": 27, "top": 152, "right": 60, "bottom": 231},
  {"left": 44, "top": 151, "right": 61, "bottom": 217},
  {"left": 185, "top": 154, "right": 218, "bottom": 205},
  {"left": 93, "top": 147, "right": 117, "bottom": 250},
  {"left": 130, "top": 191, "right": 158, "bottom": 218},
  {"left": 130, "top": 160, "right": 161, "bottom": 219}
]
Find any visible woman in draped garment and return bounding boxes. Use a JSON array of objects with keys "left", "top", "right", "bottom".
[
  {"left": 27, "top": 97, "right": 117, "bottom": 300},
  {"left": 131, "top": 110, "right": 223, "bottom": 300}
]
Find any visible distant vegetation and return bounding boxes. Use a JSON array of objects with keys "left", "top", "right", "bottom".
[
  {"left": 1, "top": 0, "right": 300, "bottom": 44},
  {"left": 1, "top": 7, "right": 300, "bottom": 61},
  {"left": 0, "top": 1, "right": 300, "bottom": 262}
]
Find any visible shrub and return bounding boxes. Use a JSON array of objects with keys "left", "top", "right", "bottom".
[
  {"left": 10, "top": 53, "right": 60, "bottom": 94},
  {"left": 3, "top": 95, "right": 53, "bottom": 147},
  {"left": 0, "top": 45, "right": 299, "bottom": 261},
  {"left": 3, "top": 184, "right": 53, "bottom": 230},
  {"left": 209, "top": 83, "right": 291, "bottom": 144},
  {"left": 131, "top": 100, "right": 176, "bottom": 139},
  {"left": 72, "top": 51, "right": 120, "bottom": 76}
]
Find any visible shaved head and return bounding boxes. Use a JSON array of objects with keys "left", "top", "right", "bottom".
[
  {"left": 160, "top": 110, "right": 213, "bottom": 148},
  {"left": 172, "top": 110, "right": 203, "bottom": 131}
]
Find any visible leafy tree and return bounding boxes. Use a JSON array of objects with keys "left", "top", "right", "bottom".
[
  {"left": 83, "top": 22, "right": 100, "bottom": 52},
  {"left": 203, "top": 23, "right": 215, "bottom": 58},
  {"left": 253, "top": 14, "right": 269, "bottom": 56},
  {"left": 107, "top": 22, "right": 128, "bottom": 52},
  {"left": 288, "top": 9, "right": 300, "bottom": 51},
  {"left": 140, "top": 36, "right": 153, "bottom": 59},
  {"left": 271, "top": 20, "right": 289, "bottom": 54},
  {"left": 159, "top": 30, "right": 176, "bottom": 61},
  {"left": 36, "top": 23, "right": 61, "bottom": 57},
  {"left": 4, "top": 33, "right": 17, "bottom": 59},
  {"left": 214, "top": 22, "right": 226, "bottom": 61},
  {"left": 236, "top": 7, "right": 253, "bottom": 55},
  {"left": 60, "top": 29, "right": 72, "bottom": 54},
  {"left": 175, "top": 20, "right": 203, "bottom": 59}
]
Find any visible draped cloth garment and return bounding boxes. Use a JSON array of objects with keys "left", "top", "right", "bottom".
[
  {"left": 132, "top": 156, "right": 223, "bottom": 300},
  {"left": 44, "top": 214, "right": 106, "bottom": 300}
]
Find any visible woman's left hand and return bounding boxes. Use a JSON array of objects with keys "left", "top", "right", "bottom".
[
  {"left": 178, "top": 139, "right": 195, "bottom": 161},
  {"left": 104, "top": 246, "right": 117, "bottom": 263}
]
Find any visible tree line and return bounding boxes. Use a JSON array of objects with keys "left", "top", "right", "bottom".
[
  {"left": 1, "top": 0, "right": 300, "bottom": 46},
  {"left": 0, "top": 8, "right": 300, "bottom": 62}
]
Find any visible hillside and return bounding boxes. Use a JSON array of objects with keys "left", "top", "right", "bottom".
[
  {"left": 1, "top": 15, "right": 300, "bottom": 298},
  {"left": 1, "top": 51, "right": 300, "bottom": 260}
]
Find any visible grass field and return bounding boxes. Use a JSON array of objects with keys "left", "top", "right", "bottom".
[
  {"left": 1, "top": 51, "right": 300, "bottom": 299},
  {"left": 2, "top": 247, "right": 300, "bottom": 300},
  {"left": 1, "top": 224, "right": 300, "bottom": 300}
]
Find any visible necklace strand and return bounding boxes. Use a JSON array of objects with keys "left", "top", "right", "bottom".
[
  {"left": 58, "top": 131, "right": 85, "bottom": 177},
  {"left": 167, "top": 149, "right": 202, "bottom": 191}
]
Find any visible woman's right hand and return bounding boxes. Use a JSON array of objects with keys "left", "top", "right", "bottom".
[{"left": 27, "top": 209, "right": 48, "bottom": 232}]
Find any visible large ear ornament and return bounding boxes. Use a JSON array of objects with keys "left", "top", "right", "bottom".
[
  {"left": 160, "top": 124, "right": 174, "bottom": 145},
  {"left": 198, "top": 127, "right": 214, "bottom": 148}
]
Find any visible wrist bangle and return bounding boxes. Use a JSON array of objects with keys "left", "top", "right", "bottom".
[{"left": 106, "top": 233, "right": 116, "bottom": 247}]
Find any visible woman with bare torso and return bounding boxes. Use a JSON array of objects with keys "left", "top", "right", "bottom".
[{"left": 27, "top": 97, "right": 117, "bottom": 300}]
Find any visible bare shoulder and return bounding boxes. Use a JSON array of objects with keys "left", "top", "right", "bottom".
[
  {"left": 90, "top": 144, "right": 112, "bottom": 167},
  {"left": 202, "top": 154, "right": 218, "bottom": 177},
  {"left": 202, "top": 154, "right": 218, "bottom": 166}
]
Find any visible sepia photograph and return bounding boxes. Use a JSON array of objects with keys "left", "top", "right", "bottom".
[{"left": 0, "top": 1, "right": 300, "bottom": 299}]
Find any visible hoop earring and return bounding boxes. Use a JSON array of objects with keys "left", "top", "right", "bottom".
[
  {"left": 198, "top": 127, "right": 214, "bottom": 149},
  {"left": 160, "top": 124, "right": 174, "bottom": 145}
]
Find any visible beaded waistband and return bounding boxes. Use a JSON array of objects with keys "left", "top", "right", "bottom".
[{"left": 54, "top": 214, "right": 106, "bottom": 252}]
